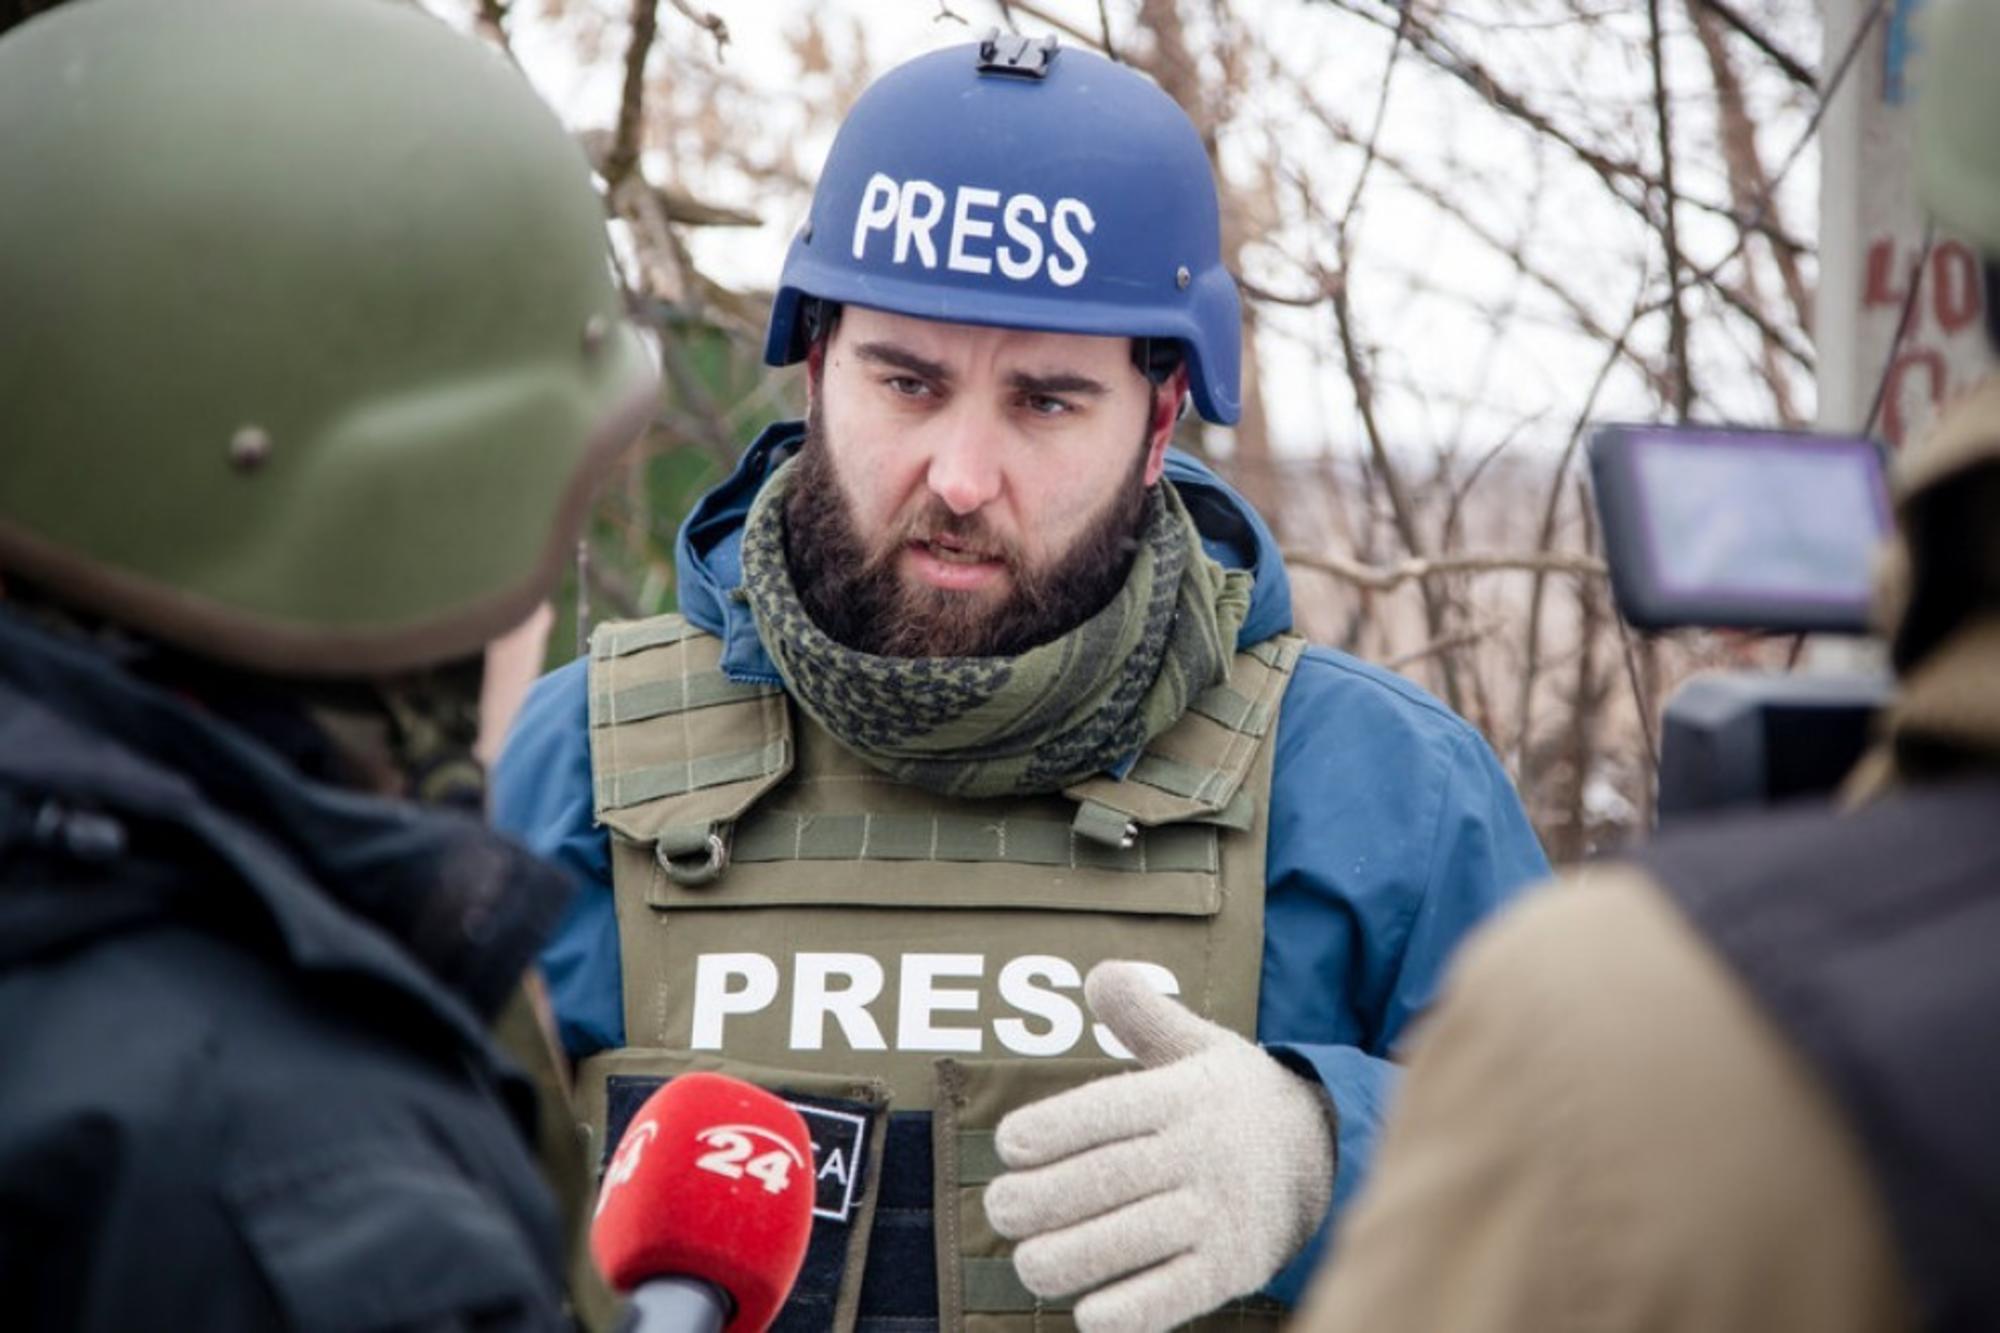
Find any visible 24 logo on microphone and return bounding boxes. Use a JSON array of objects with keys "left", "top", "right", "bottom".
[{"left": 695, "top": 1123, "right": 807, "bottom": 1196}]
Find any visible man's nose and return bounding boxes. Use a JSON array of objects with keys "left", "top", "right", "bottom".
[{"left": 925, "top": 412, "right": 1005, "bottom": 516}]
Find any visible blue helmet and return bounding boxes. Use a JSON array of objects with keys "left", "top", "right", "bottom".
[{"left": 764, "top": 33, "right": 1243, "bottom": 424}]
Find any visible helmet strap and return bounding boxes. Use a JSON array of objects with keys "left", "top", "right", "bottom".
[{"left": 1132, "top": 336, "right": 1184, "bottom": 386}]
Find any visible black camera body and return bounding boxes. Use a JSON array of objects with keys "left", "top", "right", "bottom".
[{"left": 1589, "top": 424, "right": 1896, "bottom": 824}]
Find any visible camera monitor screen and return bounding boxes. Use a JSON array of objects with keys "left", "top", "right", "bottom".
[{"left": 1588, "top": 424, "right": 1892, "bottom": 634}]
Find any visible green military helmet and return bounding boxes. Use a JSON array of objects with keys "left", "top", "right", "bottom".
[
  {"left": 1889, "top": 2, "right": 2000, "bottom": 669},
  {"left": 1916, "top": 0, "right": 2000, "bottom": 256},
  {"left": 0, "top": 0, "right": 659, "bottom": 676},
  {"left": 1901, "top": 0, "right": 2000, "bottom": 506}
]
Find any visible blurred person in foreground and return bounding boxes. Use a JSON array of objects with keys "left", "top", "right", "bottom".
[
  {"left": 0, "top": 0, "right": 657, "bottom": 1327},
  {"left": 1298, "top": 5, "right": 2000, "bottom": 1329},
  {"left": 495, "top": 30, "right": 1549, "bottom": 1333}
]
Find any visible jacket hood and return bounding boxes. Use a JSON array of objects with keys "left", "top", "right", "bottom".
[
  {"left": 674, "top": 420, "right": 1294, "bottom": 683},
  {"left": 0, "top": 610, "right": 570, "bottom": 1036}
]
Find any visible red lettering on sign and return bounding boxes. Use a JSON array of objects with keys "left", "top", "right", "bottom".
[
  {"left": 1863, "top": 239, "right": 1908, "bottom": 309},
  {"left": 1931, "top": 240, "right": 1984, "bottom": 335},
  {"left": 1881, "top": 347, "right": 1948, "bottom": 449}
]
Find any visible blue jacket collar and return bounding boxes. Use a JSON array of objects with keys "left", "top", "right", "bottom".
[{"left": 674, "top": 420, "right": 1295, "bottom": 684}]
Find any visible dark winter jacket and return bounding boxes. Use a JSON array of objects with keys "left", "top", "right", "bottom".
[{"left": 0, "top": 609, "right": 575, "bottom": 1332}]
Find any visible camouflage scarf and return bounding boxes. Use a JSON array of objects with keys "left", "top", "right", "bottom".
[{"left": 741, "top": 458, "right": 1252, "bottom": 797}]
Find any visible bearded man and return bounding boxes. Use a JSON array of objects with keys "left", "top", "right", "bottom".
[{"left": 496, "top": 33, "right": 1548, "bottom": 1333}]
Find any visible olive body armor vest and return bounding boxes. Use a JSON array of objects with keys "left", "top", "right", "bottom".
[{"left": 576, "top": 615, "right": 1301, "bottom": 1333}]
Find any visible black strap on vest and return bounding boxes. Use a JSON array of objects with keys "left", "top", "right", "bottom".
[{"left": 1637, "top": 777, "right": 2000, "bottom": 1333}]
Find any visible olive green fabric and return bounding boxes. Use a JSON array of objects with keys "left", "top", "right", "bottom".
[
  {"left": 493, "top": 977, "right": 595, "bottom": 1285},
  {"left": 1916, "top": 0, "right": 2000, "bottom": 255},
  {"left": 739, "top": 461, "right": 1253, "bottom": 799},
  {"left": 1849, "top": 380, "right": 2000, "bottom": 798},
  {"left": 933, "top": 1057, "right": 1287, "bottom": 1333},
  {"left": 588, "top": 618, "right": 792, "bottom": 884},
  {"left": 584, "top": 616, "right": 1297, "bottom": 1325},
  {"left": 1065, "top": 635, "right": 1303, "bottom": 834},
  {"left": 602, "top": 687, "right": 1279, "bottom": 1106},
  {"left": 0, "top": 0, "right": 658, "bottom": 676}
]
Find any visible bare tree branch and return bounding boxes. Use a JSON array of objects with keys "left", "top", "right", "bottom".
[
  {"left": 1648, "top": 0, "right": 1693, "bottom": 419},
  {"left": 473, "top": 0, "right": 523, "bottom": 65},
  {"left": 1384, "top": 620, "right": 1502, "bottom": 672},
  {"left": 1616, "top": 617, "right": 1662, "bottom": 819},
  {"left": 1637, "top": 257, "right": 1816, "bottom": 372},
  {"left": 1684, "top": 0, "right": 1889, "bottom": 297},
  {"left": 1284, "top": 547, "right": 1608, "bottom": 592},
  {"left": 1319, "top": 0, "right": 1810, "bottom": 257},
  {"left": 1553, "top": 475, "right": 1607, "bottom": 860},
  {"left": 1692, "top": 0, "right": 1817, "bottom": 91},
  {"left": 1272, "top": 89, "right": 1680, "bottom": 400},
  {"left": 1326, "top": 257, "right": 1465, "bottom": 712},
  {"left": 991, "top": 0, "right": 1105, "bottom": 51},
  {"left": 605, "top": 0, "right": 660, "bottom": 189},
  {"left": 1511, "top": 290, "right": 1644, "bottom": 774},
  {"left": 1337, "top": 2, "right": 1409, "bottom": 225},
  {"left": 665, "top": 0, "right": 729, "bottom": 59},
  {"left": 1691, "top": 1, "right": 1815, "bottom": 341}
]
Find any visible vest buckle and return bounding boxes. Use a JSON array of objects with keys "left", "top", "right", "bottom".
[{"left": 657, "top": 827, "right": 730, "bottom": 886}]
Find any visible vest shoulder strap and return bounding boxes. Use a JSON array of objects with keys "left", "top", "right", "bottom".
[
  {"left": 1064, "top": 632, "right": 1307, "bottom": 841},
  {"left": 588, "top": 622, "right": 1305, "bottom": 863},
  {"left": 586, "top": 614, "right": 792, "bottom": 880}
]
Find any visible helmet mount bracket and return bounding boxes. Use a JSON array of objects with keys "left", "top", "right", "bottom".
[{"left": 977, "top": 29, "right": 1058, "bottom": 79}]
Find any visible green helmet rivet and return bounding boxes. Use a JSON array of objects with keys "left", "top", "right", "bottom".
[
  {"left": 1176, "top": 265, "right": 1192, "bottom": 290},
  {"left": 581, "top": 315, "right": 610, "bottom": 357},
  {"left": 229, "top": 427, "right": 272, "bottom": 472}
]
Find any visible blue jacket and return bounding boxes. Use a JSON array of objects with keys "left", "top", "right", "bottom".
[{"left": 494, "top": 424, "right": 1550, "bottom": 1301}]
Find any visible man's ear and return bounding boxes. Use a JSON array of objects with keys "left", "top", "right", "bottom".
[
  {"left": 804, "top": 337, "right": 827, "bottom": 409},
  {"left": 1142, "top": 365, "right": 1190, "bottom": 487}
]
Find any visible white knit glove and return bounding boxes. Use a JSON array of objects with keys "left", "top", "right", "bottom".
[{"left": 982, "top": 961, "right": 1337, "bottom": 1333}]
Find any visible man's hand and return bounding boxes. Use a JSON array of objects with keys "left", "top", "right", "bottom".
[{"left": 982, "top": 961, "right": 1337, "bottom": 1333}]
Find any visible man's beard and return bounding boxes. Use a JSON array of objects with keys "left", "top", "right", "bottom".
[{"left": 783, "top": 399, "right": 1154, "bottom": 658}]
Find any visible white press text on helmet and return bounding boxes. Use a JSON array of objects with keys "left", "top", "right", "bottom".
[{"left": 851, "top": 173, "right": 1095, "bottom": 287}]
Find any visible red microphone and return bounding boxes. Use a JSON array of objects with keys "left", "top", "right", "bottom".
[{"left": 591, "top": 1072, "right": 816, "bottom": 1333}]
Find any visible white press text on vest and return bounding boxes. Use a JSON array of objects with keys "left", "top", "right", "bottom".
[{"left": 692, "top": 952, "right": 1178, "bottom": 1059}]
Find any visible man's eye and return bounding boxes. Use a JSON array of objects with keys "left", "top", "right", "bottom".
[
  {"left": 1023, "top": 394, "right": 1072, "bottom": 417},
  {"left": 885, "top": 376, "right": 932, "bottom": 398}
]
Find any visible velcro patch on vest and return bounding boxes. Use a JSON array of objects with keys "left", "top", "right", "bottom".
[
  {"left": 1064, "top": 632, "right": 1306, "bottom": 831},
  {"left": 586, "top": 614, "right": 794, "bottom": 847},
  {"left": 853, "top": 1113, "right": 941, "bottom": 1323},
  {"left": 604, "top": 1074, "right": 878, "bottom": 1223},
  {"left": 605, "top": 1074, "right": 883, "bottom": 1333}
]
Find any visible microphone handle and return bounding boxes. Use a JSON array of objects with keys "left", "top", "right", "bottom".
[{"left": 614, "top": 1276, "right": 733, "bottom": 1333}]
